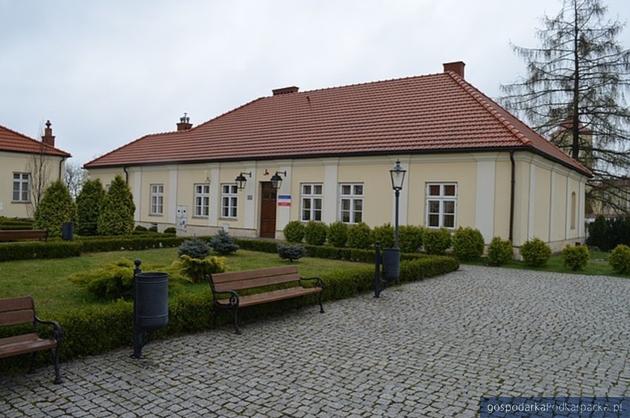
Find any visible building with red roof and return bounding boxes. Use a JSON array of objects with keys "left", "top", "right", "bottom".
[
  {"left": 85, "top": 62, "right": 589, "bottom": 250},
  {"left": 0, "top": 121, "right": 70, "bottom": 218}
]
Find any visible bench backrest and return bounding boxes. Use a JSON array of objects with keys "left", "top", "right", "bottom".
[
  {"left": 0, "top": 230, "right": 48, "bottom": 242},
  {"left": 0, "top": 296, "right": 35, "bottom": 327},
  {"left": 210, "top": 266, "right": 299, "bottom": 292}
]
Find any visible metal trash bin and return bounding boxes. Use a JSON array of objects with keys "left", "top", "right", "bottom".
[
  {"left": 382, "top": 248, "right": 401, "bottom": 283},
  {"left": 132, "top": 260, "right": 168, "bottom": 358},
  {"left": 61, "top": 222, "right": 74, "bottom": 241}
]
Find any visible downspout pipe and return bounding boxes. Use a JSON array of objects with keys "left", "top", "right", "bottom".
[
  {"left": 509, "top": 152, "right": 515, "bottom": 243},
  {"left": 123, "top": 166, "right": 129, "bottom": 184},
  {"left": 58, "top": 157, "right": 67, "bottom": 181}
]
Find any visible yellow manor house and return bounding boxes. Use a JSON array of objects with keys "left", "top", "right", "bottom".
[
  {"left": 84, "top": 62, "right": 591, "bottom": 251},
  {"left": 0, "top": 121, "right": 70, "bottom": 218}
]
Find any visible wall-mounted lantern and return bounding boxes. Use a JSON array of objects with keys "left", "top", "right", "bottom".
[
  {"left": 270, "top": 171, "right": 287, "bottom": 190},
  {"left": 235, "top": 172, "right": 252, "bottom": 190}
]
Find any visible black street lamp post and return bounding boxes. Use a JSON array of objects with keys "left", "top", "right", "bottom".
[
  {"left": 375, "top": 160, "right": 406, "bottom": 297},
  {"left": 389, "top": 160, "right": 406, "bottom": 248}
]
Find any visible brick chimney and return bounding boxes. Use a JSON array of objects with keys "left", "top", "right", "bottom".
[
  {"left": 42, "top": 120, "right": 55, "bottom": 147},
  {"left": 443, "top": 61, "right": 465, "bottom": 78},
  {"left": 176, "top": 113, "right": 192, "bottom": 131},
  {"left": 272, "top": 86, "right": 299, "bottom": 96}
]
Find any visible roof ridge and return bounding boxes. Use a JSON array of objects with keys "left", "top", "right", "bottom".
[
  {"left": 0, "top": 123, "right": 71, "bottom": 157},
  {"left": 294, "top": 72, "right": 449, "bottom": 96},
  {"left": 444, "top": 71, "right": 531, "bottom": 145}
]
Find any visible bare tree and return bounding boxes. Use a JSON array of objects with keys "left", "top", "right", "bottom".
[
  {"left": 501, "top": 0, "right": 630, "bottom": 215},
  {"left": 26, "top": 140, "right": 50, "bottom": 217},
  {"left": 64, "top": 161, "right": 86, "bottom": 199}
]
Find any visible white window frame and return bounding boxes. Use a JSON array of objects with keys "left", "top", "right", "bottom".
[
  {"left": 193, "top": 183, "right": 210, "bottom": 218},
  {"left": 150, "top": 184, "right": 164, "bottom": 216},
  {"left": 425, "top": 182, "right": 457, "bottom": 229},
  {"left": 221, "top": 183, "right": 238, "bottom": 219},
  {"left": 300, "top": 183, "right": 323, "bottom": 222},
  {"left": 338, "top": 183, "right": 364, "bottom": 224},
  {"left": 12, "top": 172, "right": 30, "bottom": 202}
]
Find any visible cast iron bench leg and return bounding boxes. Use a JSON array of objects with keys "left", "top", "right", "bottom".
[
  {"left": 232, "top": 307, "right": 241, "bottom": 335},
  {"left": 51, "top": 347, "right": 62, "bottom": 384},
  {"left": 318, "top": 293, "right": 325, "bottom": 314}
]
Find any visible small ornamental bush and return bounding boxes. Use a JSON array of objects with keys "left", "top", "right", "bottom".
[
  {"left": 327, "top": 222, "right": 348, "bottom": 247},
  {"left": 277, "top": 243, "right": 306, "bottom": 262},
  {"left": 452, "top": 227, "right": 485, "bottom": 261},
  {"left": 97, "top": 175, "right": 135, "bottom": 236},
  {"left": 487, "top": 237, "right": 513, "bottom": 266},
  {"left": 520, "top": 238, "right": 551, "bottom": 267},
  {"left": 178, "top": 238, "right": 210, "bottom": 259},
  {"left": 423, "top": 228, "right": 452, "bottom": 255},
  {"left": 372, "top": 224, "right": 394, "bottom": 248},
  {"left": 283, "top": 221, "right": 305, "bottom": 243},
  {"left": 609, "top": 244, "right": 630, "bottom": 274},
  {"left": 76, "top": 179, "right": 105, "bottom": 236},
  {"left": 179, "top": 255, "right": 226, "bottom": 283},
  {"left": 134, "top": 225, "right": 148, "bottom": 232},
  {"left": 34, "top": 180, "right": 76, "bottom": 238},
  {"left": 399, "top": 225, "right": 424, "bottom": 253},
  {"left": 346, "top": 222, "right": 372, "bottom": 249},
  {"left": 68, "top": 258, "right": 135, "bottom": 300},
  {"left": 209, "top": 229, "right": 239, "bottom": 255},
  {"left": 562, "top": 244, "right": 590, "bottom": 271},
  {"left": 148, "top": 225, "right": 158, "bottom": 232},
  {"left": 164, "top": 227, "right": 176, "bottom": 234},
  {"left": 304, "top": 221, "right": 328, "bottom": 246}
]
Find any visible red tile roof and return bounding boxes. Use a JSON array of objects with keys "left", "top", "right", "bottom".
[
  {"left": 0, "top": 124, "right": 71, "bottom": 157},
  {"left": 84, "top": 72, "right": 591, "bottom": 176}
]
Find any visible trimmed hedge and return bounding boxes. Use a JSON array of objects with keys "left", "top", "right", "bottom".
[
  {"left": 0, "top": 236, "right": 187, "bottom": 262},
  {"left": 0, "top": 241, "right": 82, "bottom": 262},
  {"left": 0, "top": 251, "right": 458, "bottom": 368}
]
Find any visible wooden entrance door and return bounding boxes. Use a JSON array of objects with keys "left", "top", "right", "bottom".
[{"left": 259, "top": 182, "right": 277, "bottom": 238}]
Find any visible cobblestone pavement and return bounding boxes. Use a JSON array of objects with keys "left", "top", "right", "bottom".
[{"left": 1, "top": 265, "right": 629, "bottom": 417}]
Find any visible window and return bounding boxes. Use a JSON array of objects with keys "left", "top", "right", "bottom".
[
  {"left": 426, "top": 183, "right": 457, "bottom": 228},
  {"left": 12, "top": 173, "right": 30, "bottom": 202},
  {"left": 570, "top": 191, "right": 577, "bottom": 230},
  {"left": 150, "top": 184, "right": 164, "bottom": 215},
  {"left": 339, "top": 183, "right": 363, "bottom": 223},
  {"left": 301, "top": 183, "right": 323, "bottom": 221},
  {"left": 221, "top": 184, "right": 238, "bottom": 218},
  {"left": 194, "top": 184, "right": 210, "bottom": 217}
]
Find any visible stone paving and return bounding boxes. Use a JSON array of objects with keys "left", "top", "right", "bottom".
[{"left": 1, "top": 265, "right": 629, "bottom": 417}]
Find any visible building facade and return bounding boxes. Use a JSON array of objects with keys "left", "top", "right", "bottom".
[
  {"left": 0, "top": 122, "right": 70, "bottom": 218},
  {"left": 85, "top": 62, "right": 591, "bottom": 251}
]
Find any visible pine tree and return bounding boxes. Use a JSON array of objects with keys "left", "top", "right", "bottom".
[
  {"left": 97, "top": 175, "right": 135, "bottom": 235},
  {"left": 33, "top": 180, "right": 76, "bottom": 237},
  {"left": 501, "top": 0, "right": 630, "bottom": 214},
  {"left": 76, "top": 178, "right": 105, "bottom": 235}
]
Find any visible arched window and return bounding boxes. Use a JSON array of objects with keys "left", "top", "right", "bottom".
[{"left": 570, "top": 191, "right": 577, "bottom": 230}]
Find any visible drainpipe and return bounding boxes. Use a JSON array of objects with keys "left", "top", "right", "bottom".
[
  {"left": 509, "top": 152, "right": 515, "bottom": 243},
  {"left": 123, "top": 166, "right": 129, "bottom": 184},
  {"left": 58, "top": 157, "right": 67, "bottom": 181}
]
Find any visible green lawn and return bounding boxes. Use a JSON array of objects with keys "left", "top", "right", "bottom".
[
  {"left": 466, "top": 249, "right": 628, "bottom": 278},
  {"left": 0, "top": 248, "right": 363, "bottom": 316}
]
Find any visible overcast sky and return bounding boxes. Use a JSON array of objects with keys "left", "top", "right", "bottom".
[{"left": 1, "top": 0, "right": 629, "bottom": 165}]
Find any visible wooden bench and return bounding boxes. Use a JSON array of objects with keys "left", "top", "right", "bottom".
[
  {"left": 0, "top": 296, "right": 64, "bottom": 383},
  {"left": 0, "top": 230, "right": 48, "bottom": 242},
  {"left": 208, "top": 266, "right": 324, "bottom": 334}
]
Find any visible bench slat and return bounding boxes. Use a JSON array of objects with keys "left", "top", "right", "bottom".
[
  {"left": 0, "top": 296, "right": 33, "bottom": 313},
  {"left": 212, "top": 266, "right": 298, "bottom": 284},
  {"left": 0, "top": 230, "right": 48, "bottom": 242},
  {"left": 216, "top": 286, "right": 321, "bottom": 308},
  {"left": 0, "top": 310, "right": 34, "bottom": 326},
  {"left": 214, "top": 273, "right": 300, "bottom": 292},
  {"left": 0, "top": 333, "right": 56, "bottom": 359}
]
